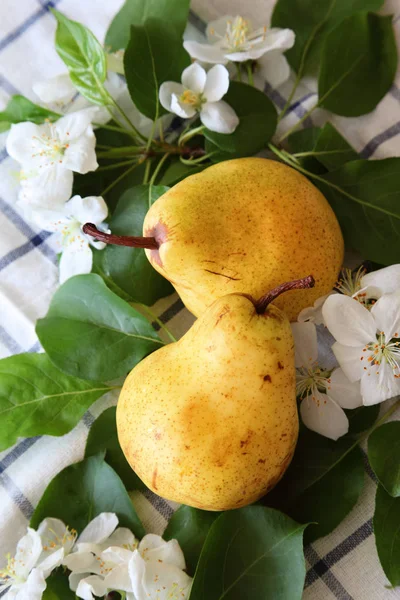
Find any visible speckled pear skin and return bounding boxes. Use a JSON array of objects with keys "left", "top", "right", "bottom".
[
  {"left": 116, "top": 293, "right": 298, "bottom": 511},
  {"left": 143, "top": 157, "right": 344, "bottom": 321}
]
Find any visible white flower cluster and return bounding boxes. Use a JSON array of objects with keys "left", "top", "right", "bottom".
[
  {"left": 292, "top": 264, "right": 400, "bottom": 440},
  {"left": 0, "top": 512, "right": 192, "bottom": 600}
]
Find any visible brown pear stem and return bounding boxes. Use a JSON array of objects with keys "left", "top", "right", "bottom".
[
  {"left": 255, "top": 275, "right": 315, "bottom": 314},
  {"left": 83, "top": 223, "right": 159, "bottom": 250}
]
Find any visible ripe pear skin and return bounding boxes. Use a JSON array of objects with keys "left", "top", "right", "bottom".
[
  {"left": 143, "top": 157, "right": 343, "bottom": 321},
  {"left": 117, "top": 293, "right": 298, "bottom": 511}
]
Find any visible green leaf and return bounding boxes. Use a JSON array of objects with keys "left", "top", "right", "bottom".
[
  {"left": 52, "top": 9, "right": 109, "bottom": 106},
  {"left": 0, "top": 353, "right": 112, "bottom": 452},
  {"left": 0, "top": 95, "right": 60, "bottom": 131},
  {"left": 368, "top": 422, "right": 400, "bottom": 497},
  {"left": 319, "top": 158, "right": 400, "bottom": 265},
  {"left": 204, "top": 82, "right": 277, "bottom": 161},
  {"left": 106, "top": 0, "right": 190, "bottom": 52},
  {"left": 42, "top": 570, "right": 75, "bottom": 599},
  {"left": 346, "top": 404, "right": 380, "bottom": 435},
  {"left": 190, "top": 506, "right": 306, "bottom": 600},
  {"left": 36, "top": 274, "right": 163, "bottom": 381},
  {"left": 313, "top": 123, "right": 358, "bottom": 170},
  {"left": 163, "top": 506, "right": 218, "bottom": 575},
  {"left": 160, "top": 161, "right": 205, "bottom": 186},
  {"left": 374, "top": 485, "right": 400, "bottom": 587},
  {"left": 271, "top": 0, "right": 384, "bottom": 75},
  {"left": 124, "top": 19, "right": 190, "bottom": 120},
  {"left": 318, "top": 13, "right": 397, "bottom": 117},
  {"left": 85, "top": 406, "right": 146, "bottom": 491},
  {"left": 101, "top": 185, "right": 173, "bottom": 305},
  {"left": 268, "top": 430, "right": 364, "bottom": 543},
  {"left": 30, "top": 454, "right": 145, "bottom": 538},
  {"left": 288, "top": 127, "right": 327, "bottom": 173}
]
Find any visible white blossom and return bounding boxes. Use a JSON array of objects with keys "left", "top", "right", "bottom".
[
  {"left": 25, "top": 195, "right": 109, "bottom": 284},
  {"left": 159, "top": 62, "right": 239, "bottom": 133},
  {"left": 292, "top": 322, "right": 363, "bottom": 439},
  {"left": 6, "top": 109, "right": 98, "bottom": 207},
  {"left": 184, "top": 16, "right": 295, "bottom": 87},
  {"left": 323, "top": 291, "right": 400, "bottom": 406}
]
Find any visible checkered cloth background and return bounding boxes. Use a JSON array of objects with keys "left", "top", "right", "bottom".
[{"left": 0, "top": 0, "right": 400, "bottom": 598}]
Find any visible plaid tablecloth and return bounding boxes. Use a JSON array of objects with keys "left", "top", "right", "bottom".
[{"left": 0, "top": 1, "right": 400, "bottom": 598}]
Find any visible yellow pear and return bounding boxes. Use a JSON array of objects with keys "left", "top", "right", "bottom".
[
  {"left": 117, "top": 276, "right": 313, "bottom": 511},
  {"left": 143, "top": 158, "right": 343, "bottom": 321}
]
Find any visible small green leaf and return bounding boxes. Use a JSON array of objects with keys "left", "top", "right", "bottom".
[
  {"left": 36, "top": 274, "right": 163, "bottom": 381},
  {"left": 288, "top": 127, "right": 327, "bottom": 173},
  {"left": 101, "top": 185, "right": 173, "bottom": 305},
  {"left": 313, "top": 123, "right": 359, "bottom": 170},
  {"left": 0, "top": 95, "right": 60, "bottom": 130},
  {"left": 163, "top": 506, "right": 218, "bottom": 575},
  {"left": 106, "top": 0, "right": 190, "bottom": 52},
  {"left": 42, "top": 570, "right": 74, "bottom": 599},
  {"left": 189, "top": 506, "right": 306, "bottom": 600},
  {"left": 52, "top": 9, "right": 110, "bottom": 106},
  {"left": 85, "top": 407, "right": 146, "bottom": 491},
  {"left": 368, "top": 422, "right": 400, "bottom": 497},
  {"left": 30, "top": 454, "right": 145, "bottom": 538},
  {"left": 271, "top": 0, "right": 384, "bottom": 75},
  {"left": 318, "top": 13, "right": 397, "bottom": 117},
  {"left": 160, "top": 161, "right": 205, "bottom": 186},
  {"left": 268, "top": 430, "right": 364, "bottom": 543},
  {"left": 319, "top": 158, "right": 400, "bottom": 265},
  {"left": 0, "top": 353, "right": 112, "bottom": 451},
  {"left": 124, "top": 19, "right": 190, "bottom": 120},
  {"left": 346, "top": 404, "right": 380, "bottom": 435},
  {"left": 204, "top": 82, "right": 277, "bottom": 161},
  {"left": 374, "top": 485, "right": 400, "bottom": 587}
]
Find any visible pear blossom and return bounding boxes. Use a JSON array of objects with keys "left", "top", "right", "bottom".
[
  {"left": 25, "top": 195, "right": 109, "bottom": 284},
  {"left": 159, "top": 62, "right": 239, "bottom": 134},
  {"left": 183, "top": 16, "right": 295, "bottom": 87},
  {"left": 6, "top": 109, "right": 98, "bottom": 207},
  {"left": 292, "top": 322, "right": 363, "bottom": 439},
  {"left": 323, "top": 291, "right": 400, "bottom": 406},
  {"left": 298, "top": 264, "right": 400, "bottom": 325},
  {"left": 0, "top": 521, "right": 73, "bottom": 600}
]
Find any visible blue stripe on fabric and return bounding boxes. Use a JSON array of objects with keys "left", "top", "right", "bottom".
[
  {"left": 0, "top": 472, "right": 34, "bottom": 518},
  {"left": 305, "top": 545, "right": 354, "bottom": 599},
  {"left": 0, "top": 232, "right": 55, "bottom": 272},
  {"left": 0, "top": 326, "right": 24, "bottom": 354},
  {"left": 391, "top": 84, "right": 400, "bottom": 103},
  {"left": 287, "top": 92, "right": 316, "bottom": 115},
  {"left": 28, "top": 341, "right": 42, "bottom": 353},
  {"left": 359, "top": 121, "right": 400, "bottom": 159},
  {"left": 264, "top": 82, "right": 314, "bottom": 128},
  {"left": 0, "top": 438, "right": 41, "bottom": 475},
  {"left": 0, "top": 148, "right": 8, "bottom": 163},
  {"left": 0, "top": 74, "right": 21, "bottom": 96},
  {"left": 188, "top": 10, "right": 207, "bottom": 33},
  {"left": 0, "top": 1, "right": 62, "bottom": 53}
]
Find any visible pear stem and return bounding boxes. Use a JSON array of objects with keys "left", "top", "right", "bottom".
[
  {"left": 255, "top": 275, "right": 315, "bottom": 314},
  {"left": 82, "top": 223, "right": 159, "bottom": 250}
]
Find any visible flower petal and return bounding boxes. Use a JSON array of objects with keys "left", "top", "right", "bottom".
[
  {"left": 77, "top": 513, "right": 119, "bottom": 545},
  {"left": 76, "top": 575, "right": 108, "bottom": 600},
  {"left": 59, "top": 236, "right": 93, "bottom": 284},
  {"left": 371, "top": 291, "right": 400, "bottom": 341},
  {"left": 14, "top": 528, "right": 43, "bottom": 580},
  {"left": 361, "top": 361, "right": 400, "bottom": 406},
  {"left": 183, "top": 41, "right": 227, "bottom": 64},
  {"left": 332, "top": 342, "right": 366, "bottom": 382},
  {"left": 322, "top": 294, "right": 377, "bottom": 346},
  {"left": 362, "top": 264, "right": 400, "bottom": 298},
  {"left": 6, "top": 122, "right": 47, "bottom": 166},
  {"left": 200, "top": 100, "right": 239, "bottom": 133},
  {"left": 38, "top": 547, "right": 64, "bottom": 578},
  {"left": 15, "top": 568, "right": 46, "bottom": 600},
  {"left": 104, "top": 563, "right": 133, "bottom": 593},
  {"left": 69, "top": 572, "right": 88, "bottom": 593},
  {"left": 327, "top": 368, "right": 363, "bottom": 409},
  {"left": 106, "top": 528, "right": 136, "bottom": 548},
  {"left": 129, "top": 551, "right": 192, "bottom": 600},
  {"left": 297, "top": 294, "right": 332, "bottom": 325},
  {"left": 19, "top": 165, "right": 73, "bottom": 208},
  {"left": 138, "top": 534, "right": 186, "bottom": 570},
  {"left": 159, "top": 82, "right": 185, "bottom": 113},
  {"left": 63, "top": 551, "right": 99, "bottom": 574},
  {"left": 257, "top": 51, "right": 291, "bottom": 87},
  {"left": 66, "top": 195, "right": 108, "bottom": 225},
  {"left": 300, "top": 389, "right": 349, "bottom": 440},
  {"left": 227, "top": 27, "right": 295, "bottom": 62},
  {"left": 181, "top": 63, "right": 206, "bottom": 94},
  {"left": 33, "top": 73, "right": 76, "bottom": 104},
  {"left": 203, "top": 64, "right": 229, "bottom": 102},
  {"left": 206, "top": 16, "right": 234, "bottom": 42},
  {"left": 291, "top": 322, "right": 318, "bottom": 368},
  {"left": 56, "top": 109, "right": 95, "bottom": 142},
  {"left": 170, "top": 94, "right": 197, "bottom": 119},
  {"left": 63, "top": 127, "right": 98, "bottom": 174}
]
